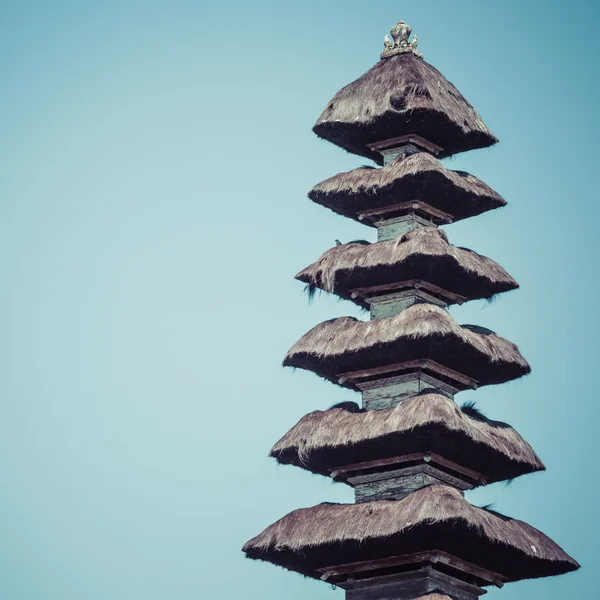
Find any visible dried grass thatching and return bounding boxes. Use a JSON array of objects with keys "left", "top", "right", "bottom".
[
  {"left": 296, "top": 227, "right": 517, "bottom": 306},
  {"left": 313, "top": 54, "right": 497, "bottom": 163},
  {"left": 309, "top": 152, "right": 505, "bottom": 223},
  {"left": 243, "top": 485, "right": 579, "bottom": 582},
  {"left": 284, "top": 304, "right": 530, "bottom": 388},
  {"left": 271, "top": 393, "right": 544, "bottom": 484}
]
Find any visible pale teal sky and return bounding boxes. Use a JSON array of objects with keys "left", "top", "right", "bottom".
[{"left": 0, "top": 1, "right": 597, "bottom": 599}]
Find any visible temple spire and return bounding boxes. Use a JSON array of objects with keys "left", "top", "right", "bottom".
[{"left": 243, "top": 17, "right": 579, "bottom": 599}]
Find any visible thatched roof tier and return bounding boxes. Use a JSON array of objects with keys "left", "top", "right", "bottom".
[
  {"left": 270, "top": 393, "right": 544, "bottom": 485},
  {"left": 296, "top": 228, "right": 517, "bottom": 307},
  {"left": 283, "top": 304, "right": 530, "bottom": 389},
  {"left": 242, "top": 485, "right": 579, "bottom": 583},
  {"left": 313, "top": 54, "right": 497, "bottom": 163},
  {"left": 309, "top": 153, "right": 505, "bottom": 224}
]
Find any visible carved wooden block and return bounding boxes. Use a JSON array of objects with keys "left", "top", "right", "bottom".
[
  {"left": 376, "top": 215, "right": 434, "bottom": 241},
  {"left": 369, "top": 289, "right": 447, "bottom": 319},
  {"left": 358, "top": 372, "right": 458, "bottom": 411}
]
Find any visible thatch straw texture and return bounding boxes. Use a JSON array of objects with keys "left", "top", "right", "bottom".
[
  {"left": 271, "top": 393, "right": 544, "bottom": 484},
  {"left": 284, "top": 304, "right": 530, "bottom": 387},
  {"left": 313, "top": 54, "right": 497, "bottom": 162},
  {"left": 243, "top": 485, "right": 579, "bottom": 582},
  {"left": 309, "top": 152, "right": 505, "bottom": 223},
  {"left": 296, "top": 227, "right": 517, "bottom": 306}
]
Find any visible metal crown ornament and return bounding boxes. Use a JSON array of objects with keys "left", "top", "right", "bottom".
[{"left": 381, "top": 20, "right": 423, "bottom": 59}]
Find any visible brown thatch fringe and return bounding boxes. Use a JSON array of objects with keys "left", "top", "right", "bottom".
[
  {"left": 296, "top": 227, "right": 517, "bottom": 304},
  {"left": 284, "top": 304, "right": 530, "bottom": 387},
  {"left": 242, "top": 485, "right": 579, "bottom": 582},
  {"left": 270, "top": 393, "right": 544, "bottom": 484},
  {"left": 313, "top": 54, "right": 498, "bottom": 162},
  {"left": 312, "top": 153, "right": 501, "bottom": 200},
  {"left": 309, "top": 152, "right": 505, "bottom": 223}
]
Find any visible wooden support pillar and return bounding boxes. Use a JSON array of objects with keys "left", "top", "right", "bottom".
[
  {"left": 352, "top": 467, "right": 473, "bottom": 503},
  {"left": 336, "top": 359, "right": 478, "bottom": 410},
  {"left": 359, "top": 373, "right": 459, "bottom": 410},
  {"left": 328, "top": 453, "right": 482, "bottom": 501},
  {"left": 366, "top": 134, "right": 444, "bottom": 167},
  {"left": 368, "top": 290, "right": 447, "bottom": 320},
  {"left": 350, "top": 281, "right": 467, "bottom": 320},
  {"left": 376, "top": 215, "right": 434, "bottom": 241}
]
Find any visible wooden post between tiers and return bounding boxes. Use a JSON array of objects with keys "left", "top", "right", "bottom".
[
  {"left": 351, "top": 280, "right": 467, "bottom": 319},
  {"left": 316, "top": 549, "right": 507, "bottom": 598},
  {"left": 367, "top": 134, "right": 444, "bottom": 165},
  {"left": 337, "top": 359, "right": 479, "bottom": 409},
  {"left": 376, "top": 214, "right": 434, "bottom": 241}
]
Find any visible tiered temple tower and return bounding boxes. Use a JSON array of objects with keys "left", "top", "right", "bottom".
[{"left": 243, "top": 20, "right": 579, "bottom": 600}]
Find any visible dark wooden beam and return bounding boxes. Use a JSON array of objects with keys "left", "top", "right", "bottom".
[
  {"left": 317, "top": 552, "right": 434, "bottom": 580},
  {"left": 316, "top": 549, "right": 506, "bottom": 588},
  {"left": 366, "top": 134, "right": 444, "bottom": 155},
  {"left": 349, "top": 279, "right": 467, "bottom": 305},
  {"left": 431, "top": 551, "right": 507, "bottom": 588},
  {"left": 428, "top": 453, "right": 483, "bottom": 483},
  {"left": 357, "top": 200, "right": 454, "bottom": 224},
  {"left": 328, "top": 452, "right": 482, "bottom": 486},
  {"left": 346, "top": 566, "right": 488, "bottom": 597},
  {"left": 329, "top": 453, "right": 426, "bottom": 479},
  {"left": 337, "top": 359, "right": 479, "bottom": 390}
]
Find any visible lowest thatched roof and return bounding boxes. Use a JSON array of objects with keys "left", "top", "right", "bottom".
[
  {"left": 271, "top": 393, "right": 544, "bottom": 485},
  {"left": 313, "top": 53, "right": 497, "bottom": 163},
  {"left": 284, "top": 304, "right": 530, "bottom": 388},
  {"left": 243, "top": 485, "right": 579, "bottom": 583},
  {"left": 309, "top": 152, "right": 505, "bottom": 224},
  {"left": 296, "top": 227, "right": 517, "bottom": 307}
]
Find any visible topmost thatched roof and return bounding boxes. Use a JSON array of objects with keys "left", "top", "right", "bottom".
[{"left": 313, "top": 53, "right": 497, "bottom": 163}]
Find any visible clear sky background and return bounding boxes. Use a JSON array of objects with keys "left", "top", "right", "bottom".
[{"left": 0, "top": 1, "right": 597, "bottom": 599}]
